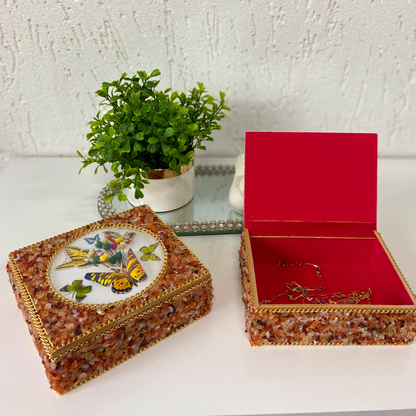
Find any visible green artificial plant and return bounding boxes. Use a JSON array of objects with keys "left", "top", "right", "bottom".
[{"left": 78, "top": 69, "right": 230, "bottom": 201}]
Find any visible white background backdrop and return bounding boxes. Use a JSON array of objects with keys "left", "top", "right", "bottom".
[{"left": 1, "top": 0, "right": 416, "bottom": 171}]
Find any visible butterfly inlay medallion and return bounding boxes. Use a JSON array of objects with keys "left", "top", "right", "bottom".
[{"left": 49, "top": 225, "right": 166, "bottom": 305}]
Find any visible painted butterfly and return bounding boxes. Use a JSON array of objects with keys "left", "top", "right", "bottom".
[
  {"left": 84, "top": 234, "right": 100, "bottom": 244},
  {"left": 56, "top": 247, "right": 95, "bottom": 270},
  {"left": 103, "top": 231, "right": 136, "bottom": 245},
  {"left": 84, "top": 249, "right": 147, "bottom": 294},
  {"left": 60, "top": 279, "right": 92, "bottom": 302},
  {"left": 140, "top": 243, "right": 161, "bottom": 261}
]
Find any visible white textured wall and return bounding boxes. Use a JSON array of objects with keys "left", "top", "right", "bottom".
[{"left": 1, "top": 0, "right": 416, "bottom": 170}]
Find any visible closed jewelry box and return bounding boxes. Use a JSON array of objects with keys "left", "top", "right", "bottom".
[
  {"left": 240, "top": 132, "right": 416, "bottom": 346},
  {"left": 7, "top": 205, "right": 213, "bottom": 394}
]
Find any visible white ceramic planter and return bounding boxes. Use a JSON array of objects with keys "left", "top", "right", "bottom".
[{"left": 126, "top": 163, "right": 195, "bottom": 212}]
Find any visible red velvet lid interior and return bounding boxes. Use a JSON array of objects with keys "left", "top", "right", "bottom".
[{"left": 245, "top": 132, "right": 377, "bottom": 231}]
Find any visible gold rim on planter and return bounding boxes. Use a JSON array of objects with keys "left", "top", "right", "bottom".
[{"left": 145, "top": 158, "right": 194, "bottom": 179}]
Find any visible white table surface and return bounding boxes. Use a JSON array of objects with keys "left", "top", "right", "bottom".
[{"left": 0, "top": 157, "right": 416, "bottom": 416}]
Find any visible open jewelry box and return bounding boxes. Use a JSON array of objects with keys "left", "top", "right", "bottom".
[{"left": 239, "top": 132, "right": 416, "bottom": 346}]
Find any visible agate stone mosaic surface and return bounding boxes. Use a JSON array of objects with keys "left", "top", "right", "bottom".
[{"left": 7, "top": 206, "right": 213, "bottom": 394}]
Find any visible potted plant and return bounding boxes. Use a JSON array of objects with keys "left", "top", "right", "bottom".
[{"left": 78, "top": 69, "right": 230, "bottom": 211}]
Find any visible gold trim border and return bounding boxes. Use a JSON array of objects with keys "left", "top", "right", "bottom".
[
  {"left": 66, "top": 276, "right": 211, "bottom": 394},
  {"left": 243, "top": 228, "right": 416, "bottom": 313},
  {"left": 258, "top": 339, "right": 414, "bottom": 347},
  {"left": 52, "top": 272, "right": 211, "bottom": 360},
  {"left": 8, "top": 257, "right": 55, "bottom": 352},
  {"left": 68, "top": 314, "right": 206, "bottom": 393},
  {"left": 8, "top": 206, "right": 212, "bottom": 361},
  {"left": 45, "top": 223, "right": 168, "bottom": 310},
  {"left": 9, "top": 253, "right": 211, "bottom": 361}
]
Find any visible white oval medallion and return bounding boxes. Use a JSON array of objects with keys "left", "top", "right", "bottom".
[{"left": 49, "top": 225, "right": 166, "bottom": 306}]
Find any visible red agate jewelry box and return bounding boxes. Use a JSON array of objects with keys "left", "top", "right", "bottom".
[
  {"left": 240, "top": 132, "right": 416, "bottom": 346},
  {"left": 7, "top": 206, "right": 213, "bottom": 394}
]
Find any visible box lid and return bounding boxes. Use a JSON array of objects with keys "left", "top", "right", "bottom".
[
  {"left": 7, "top": 206, "right": 211, "bottom": 361},
  {"left": 245, "top": 132, "right": 377, "bottom": 232}
]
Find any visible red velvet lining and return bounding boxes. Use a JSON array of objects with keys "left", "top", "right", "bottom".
[
  {"left": 251, "top": 233, "right": 414, "bottom": 306},
  {"left": 370, "top": 238, "right": 413, "bottom": 305},
  {"left": 245, "top": 132, "right": 377, "bottom": 231}
]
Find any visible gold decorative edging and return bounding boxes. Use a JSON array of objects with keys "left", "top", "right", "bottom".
[
  {"left": 9, "top": 253, "right": 210, "bottom": 361},
  {"left": 67, "top": 300, "right": 210, "bottom": 394},
  {"left": 242, "top": 229, "right": 416, "bottom": 314},
  {"left": 8, "top": 258, "right": 54, "bottom": 352},
  {"left": 8, "top": 206, "right": 211, "bottom": 360},
  {"left": 258, "top": 339, "right": 414, "bottom": 347},
  {"left": 51, "top": 273, "right": 212, "bottom": 360}
]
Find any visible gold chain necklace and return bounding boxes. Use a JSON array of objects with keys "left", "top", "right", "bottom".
[{"left": 260, "top": 262, "right": 372, "bottom": 305}]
